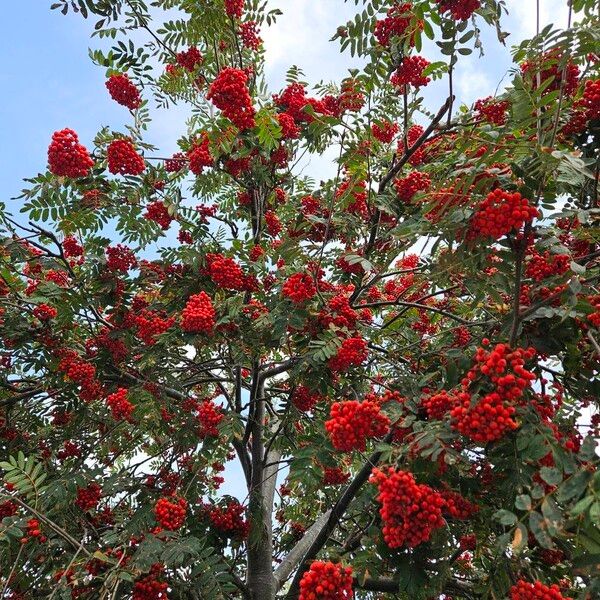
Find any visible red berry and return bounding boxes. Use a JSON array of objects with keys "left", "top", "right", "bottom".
[
  {"left": 181, "top": 292, "right": 216, "bottom": 334},
  {"left": 107, "top": 139, "right": 145, "bottom": 175},
  {"left": 106, "top": 74, "right": 141, "bottom": 110},
  {"left": 299, "top": 561, "right": 353, "bottom": 600},
  {"left": 48, "top": 128, "right": 94, "bottom": 178}
]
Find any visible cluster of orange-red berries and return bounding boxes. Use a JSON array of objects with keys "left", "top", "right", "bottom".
[
  {"left": 436, "top": 0, "right": 480, "bottom": 21},
  {"left": 75, "top": 482, "right": 102, "bottom": 512},
  {"left": 144, "top": 201, "right": 173, "bottom": 230},
  {"left": 370, "top": 467, "right": 445, "bottom": 548},
  {"left": 327, "top": 337, "right": 368, "bottom": 372},
  {"left": 132, "top": 564, "right": 169, "bottom": 600},
  {"left": 33, "top": 303, "right": 57, "bottom": 321},
  {"left": 374, "top": 2, "right": 421, "bottom": 48},
  {"left": 106, "top": 73, "right": 141, "bottom": 109},
  {"left": 176, "top": 46, "right": 203, "bottom": 72},
  {"left": 283, "top": 273, "right": 317, "bottom": 304},
  {"left": 391, "top": 55, "right": 431, "bottom": 90},
  {"left": 510, "top": 580, "right": 571, "bottom": 600},
  {"left": 208, "top": 500, "right": 249, "bottom": 538},
  {"left": 207, "top": 67, "right": 256, "bottom": 130},
  {"left": 469, "top": 189, "right": 538, "bottom": 240},
  {"left": 298, "top": 561, "right": 354, "bottom": 600},
  {"left": 107, "top": 139, "right": 145, "bottom": 175},
  {"left": 325, "top": 398, "right": 390, "bottom": 451},
  {"left": 188, "top": 135, "right": 213, "bottom": 174},
  {"left": 394, "top": 170, "right": 431, "bottom": 202},
  {"left": 106, "top": 388, "right": 135, "bottom": 422},
  {"left": 48, "top": 128, "right": 94, "bottom": 178},
  {"left": 154, "top": 496, "right": 187, "bottom": 530},
  {"left": 181, "top": 292, "right": 216, "bottom": 334},
  {"left": 450, "top": 343, "right": 537, "bottom": 442}
]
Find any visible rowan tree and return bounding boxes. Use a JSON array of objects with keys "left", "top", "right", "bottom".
[{"left": 1, "top": 0, "right": 599, "bottom": 599}]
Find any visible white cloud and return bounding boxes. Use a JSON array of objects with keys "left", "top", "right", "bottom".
[
  {"left": 262, "top": 0, "right": 360, "bottom": 90},
  {"left": 504, "top": 0, "right": 572, "bottom": 39}
]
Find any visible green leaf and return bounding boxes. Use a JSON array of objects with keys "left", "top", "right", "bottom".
[
  {"left": 494, "top": 509, "right": 517, "bottom": 526},
  {"left": 539, "top": 466, "right": 562, "bottom": 486},
  {"left": 515, "top": 494, "right": 532, "bottom": 511}
]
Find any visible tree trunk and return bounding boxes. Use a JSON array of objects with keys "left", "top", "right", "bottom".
[{"left": 246, "top": 369, "right": 276, "bottom": 600}]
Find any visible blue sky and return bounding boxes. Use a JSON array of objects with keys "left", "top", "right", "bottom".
[{"left": 1, "top": 1, "right": 573, "bottom": 209}]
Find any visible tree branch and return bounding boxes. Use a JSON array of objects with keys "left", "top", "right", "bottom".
[{"left": 284, "top": 432, "right": 394, "bottom": 598}]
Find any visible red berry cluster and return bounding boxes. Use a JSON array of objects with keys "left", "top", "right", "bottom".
[
  {"left": 0, "top": 500, "right": 18, "bottom": 520},
  {"left": 22, "top": 518, "right": 47, "bottom": 544},
  {"left": 525, "top": 251, "right": 570, "bottom": 282},
  {"left": 144, "top": 201, "right": 173, "bottom": 230},
  {"left": 176, "top": 46, "right": 203, "bottom": 72},
  {"left": 181, "top": 292, "right": 216, "bottom": 334},
  {"left": 105, "top": 74, "right": 141, "bottom": 110},
  {"left": 132, "top": 564, "right": 169, "bottom": 600},
  {"left": 580, "top": 78, "right": 600, "bottom": 121},
  {"left": 336, "top": 179, "right": 368, "bottom": 219},
  {"left": 328, "top": 336, "right": 368, "bottom": 372},
  {"left": 265, "top": 210, "right": 282, "bottom": 237},
  {"left": 325, "top": 399, "right": 390, "bottom": 452},
  {"left": 198, "top": 399, "right": 224, "bottom": 437},
  {"left": 283, "top": 273, "right": 317, "bottom": 304},
  {"left": 370, "top": 467, "right": 445, "bottom": 548},
  {"left": 107, "top": 139, "right": 145, "bottom": 175},
  {"left": 48, "top": 128, "right": 94, "bottom": 178},
  {"left": 239, "top": 21, "right": 262, "bottom": 50},
  {"left": 394, "top": 170, "right": 431, "bottom": 202},
  {"left": 188, "top": 135, "right": 213, "bottom": 175},
  {"left": 563, "top": 78, "right": 600, "bottom": 135},
  {"left": 322, "top": 466, "right": 350, "bottom": 485},
  {"left": 318, "top": 295, "right": 359, "bottom": 330},
  {"left": 292, "top": 385, "right": 322, "bottom": 412},
  {"left": 207, "top": 67, "right": 255, "bottom": 130},
  {"left": 521, "top": 51, "right": 580, "bottom": 97},
  {"left": 208, "top": 500, "right": 249, "bottom": 538},
  {"left": 57, "top": 350, "right": 102, "bottom": 401},
  {"left": 391, "top": 56, "right": 431, "bottom": 90},
  {"left": 106, "top": 244, "right": 137, "bottom": 272},
  {"left": 132, "top": 310, "right": 175, "bottom": 346},
  {"left": 75, "top": 482, "right": 102, "bottom": 512},
  {"left": 274, "top": 83, "right": 329, "bottom": 123},
  {"left": 165, "top": 152, "right": 187, "bottom": 172},
  {"left": 474, "top": 96, "right": 509, "bottom": 125},
  {"left": 453, "top": 326, "right": 472, "bottom": 347},
  {"left": 374, "top": 2, "right": 422, "bottom": 48},
  {"left": 57, "top": 351, "right": 95, "bottom": 383},
  {"left": 224, "top": 0, "right": 244, "bottom": 19},
  {"left": 155, "top": 496, "right": 187, "bottom": 530},
  {"left": 106, "top": 388, "right": 135, "bottom": 422},
  {"left": 510, "top": 580, "right": 571, "bottom": 600},
  {"left": 371, "top": 121, "right": 399, "bottom": 143},
  {"left": 206, "top": 254, "right": 247, "bottom": 290},
  {"left": 436, "top": 0, "right": 480, "bottom": 21},
  {"left": 440, "top": 490, "right": 479, "bottom": 519},
  {"left": 338, "top": 79, "right": 365, "bottom": 112},
  {"left": 298, "top": 561, "right": 353, "bottom": 600},
  {"left": 421, "top": 390, "right": 455, "bottom": 420},
  {"left": 460, "top": 534, "right": 477, "bottom": 550},
  {"left": 249, "top": 245, "right": 264, "bottom": 261},
  {"left": 33, "top": 303, "right": 57, "bottom": 321},
  {"left": 278, "top": 112, "right": 301, "bottom": 139},
  {"left": 587, "top": 294, "right": 600, "bottom": 328},
  {"left": 398, "top": 124, "right": 426, "bottom": 166},
  {"left": 62, "top": 236, "right": 83, "bottom": 257},
  {"left": 469, "top": 189, "right": 538, "bottom": 240},
  {"left": 450, "top": 344, "right": 537, "bottom": 442}
]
